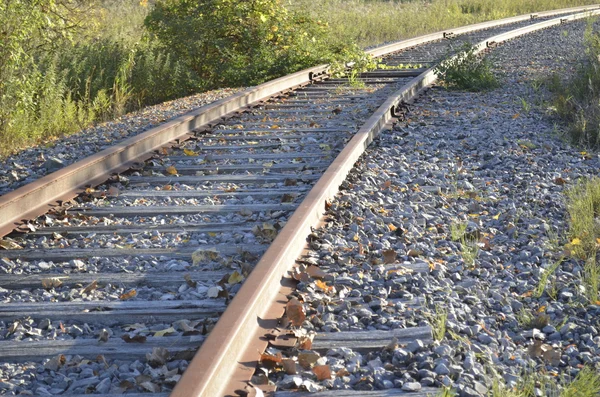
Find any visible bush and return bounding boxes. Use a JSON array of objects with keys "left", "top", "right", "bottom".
[
  {"left": 434, "top": 43, "right": 500, "bottom": 91},
  {"left": 144, "top": 0, "right": 366, "bottom": 88}
]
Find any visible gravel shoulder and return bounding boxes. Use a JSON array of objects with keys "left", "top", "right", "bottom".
[
  {"left": 0, "top": 88, "right": 242, "bottom": 197},
  {"left": 265, "top": 19, "right": 600, "bottom": 396}
]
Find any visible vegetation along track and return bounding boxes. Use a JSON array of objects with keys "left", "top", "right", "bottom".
[{"left": 0, "top": 6, "right": 598, "bottom": 397}]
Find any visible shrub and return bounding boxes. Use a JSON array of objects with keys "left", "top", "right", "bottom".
[
  {"left": 144, "top": 0, "right": 366, "bottom": 88},
  {"left": 434, "top": 43, "right": 500, "bottom": 91}
]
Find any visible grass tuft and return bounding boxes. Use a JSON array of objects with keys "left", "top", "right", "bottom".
[{"left": 434, "top": 43, "right": 500, "bottom": 91}]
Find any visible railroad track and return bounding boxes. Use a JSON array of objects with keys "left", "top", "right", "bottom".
[{"left": 0, "top": 6, "right": 598, "bottom": 397}]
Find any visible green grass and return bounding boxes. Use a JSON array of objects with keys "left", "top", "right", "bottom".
[
  {"left": 548, "top": 20, "right": 600, "bottom": 148},
  {"left": 434, "top": 43, "right": 500, "bottom": 91},
  {"left": 2, "top": 0, "right": 598, "bottom": 157},
  {"left": 289, "top": 0, "right": 598, "bottom": 49},
  {"left": 564, "top": 177, "right": 600, "bottom": 302}
]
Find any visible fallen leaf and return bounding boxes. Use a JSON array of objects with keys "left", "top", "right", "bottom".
[
  {"left": 298, "top": 351, "right": 320, "bottom": 369},
  {"left": 41, "top": 277, "right": 63, "bottom": 289},
  {"left": 319, "top": 144, "right": 331, "bottom": 151},
  {"left": 122, "top": 334, "right": 147, "bottom": 343},
  {"left": 286, "top": 297, "right": 306, "bottom": 327},
  {"left": 407, "top": 249, "right": 421, "bottom": 257},
  {"left": 381, "top": 180, "right": 392, "bottom": 190},
  {"left": 260, "top": 351, "right": 282, "bottom": 369},
  {"left": 513, "top": 113, "right": 520, "bottom": 119},
  {"left": 165, "top": 165, "right": 178, "bottom": 175},
  {"left": 107, "top": 186, "right": 120, "bottom": 197},
  {"left": 554, "top": 177, "right": 567, "bottom": 185},
  {"left": 207, "top": 286, "right": 223, "bottom": 298},
  {"left": 282, "top": 359, "right": 297, "bottom": 375},
  {"left": 119, "top": 289, "right": 137, "bottom": 300},
  {"left": 98, "top": 328, "right": 110, "bottom": 343},
  {"left": 315, "top": 279, "right": 333, "bottom": 293},
  {"left": 270, "top": 124, "right": 280, "bottom": 129},
  {"left": 81, "top": 280, "right": 98, "bottom": 295},
  {"left": 387, "top": 223, "right": 397, "bottom": 232},
  {"left": 183, "top": 148, "right": 197, "bottom": 156},
  {"left": 542, "top": 347, "right": 561, "bottom": 366},
  {"left": 228, "top": 270, "right": 244, "bottom": 285},
  {"left": 192, "top": 248, "right": 219, "bottom": 265},
  {"left": 44, "top": 354, "right": 66, "bottom": 371},
  {"left": 146, "top": 347, "right": 169, "bottom": 367},
  {"left": 313, "top": 365, "right": 331, "bottom": 381},
  {"left": 571, "top": 238, "right": 582, "bottom": 246},
  {"left": 184, "top": 274, "right": 197, "bottom": 288},
  {"left": 140, "top": 382, "right": 161, "bottom": 393},
  {"left": 162, "top": 184, "right": 173, "bottom": 191},
  {"left": 528, "top": 340, "right": 543, "bottom": 358},
  {"left": 154, "top": 327, "right": 176, "bottom": 337},
  {"left": 0, "top": 239, "right": 23, "bottom": 250},
  {"left": 382, "top": 249, "right": 397, "bottom": 264},
  {"left": 306, "top": 265, "right": 327, "bottom": 279}
]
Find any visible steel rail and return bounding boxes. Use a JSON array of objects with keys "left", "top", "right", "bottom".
[
  {"left": 171, "top": 9, "right": 600, "bottom": 397},
  {"left": 0, "top": 5, "right": 598, "bottom": 238}
]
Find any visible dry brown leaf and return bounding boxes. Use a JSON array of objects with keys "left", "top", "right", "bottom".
[
  {"left": 286, "top": 297, "right": 306, "bottom": 327},
  {"left": 81, "top": 280, "right": 98, "bottom": 295},
  {"left": 282, "top": 359, "right": 297, "bottom": 375},
  {"left": 306, "top": 265, "right": 327, "bottom": 280},
  {"left": 122, "top": 334, "right": 147, "bottom": 343},
  {"left": 165, "top": 165, "right": 178, "bottom": 175},
  {"left": 527, "top": 340, "right": 543, "bottom": 358},
  {"left": 313, "top": 365, "right": 331, "bottom": 381},
  {"left": 119, "top": 289, "right": 137, "bottom": 300},
  {"left": 184, "top": 274, "right": 197, "bottom": 288},
  {"left": 146, "top": 347, "right": 169, "bottom": 367},
  {"left": 298, "top": 351, "right": 320, "bottom": 369},
  {"left": 407, "top": 249, "right": 421, "bottom": 257},
  {"left": 382, "top": 249, "right": 397, "bottom": 264},
  {"left": 554, "top": 177, "right": 567, "bottom": 185},
  {"left": 260, "top": 351, "right": 282, "bottom": 368},
  {"left": 107, "top": 186, "right": 119, "bottom": 197},
  {"left": 336, "top": 368, "right": 350, "bottom": 377},
  {"left": 41, "top": 277, "right": 63, "bottom": 289},
  {"left": 162, "top": 184, "right": 173, "bottom": 191}
]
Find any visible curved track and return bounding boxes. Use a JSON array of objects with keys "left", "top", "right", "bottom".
[{"left": 0, "top": 6, "right": 598, "bottom": 397}]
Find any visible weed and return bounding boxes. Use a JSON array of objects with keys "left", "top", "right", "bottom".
[
  {"left": 516, "top": 307, "right": 533, "bottom": 328},
  {"left": 434, "top": 43, "right": 500, "bottom": 91},
  {"left": 534, "top": 258, "right": 564, "bottom": 299},
  {"left": 518, "top": 96, "right": 531, "bottom": 113},
  {"left": 517, "top": 139, "right": 536, "bottom": 150},
  {"left": 427, "top": 304, "right": 448, "bottom": 342},
  {"left": 561, "top": 366, "right": 600, "bottom": 397},
  {"left": 564, "top": 177, "right": 600, "bottom": 301},
  {"left": 450, "top": 220, "right": 479, "bottom": 267},
  {"left": 450, "top": 221, "right": 468, "bottom": 241},
  {"left": 435, "top": 387, "right": 457, "bottom": 397},
  {"left": 548, "top": 21, "right": 600, "bottom": 148}
]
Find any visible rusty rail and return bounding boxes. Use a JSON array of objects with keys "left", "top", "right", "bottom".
[{"left": 170, "top": 7, "right": 600, "bottom": 397}]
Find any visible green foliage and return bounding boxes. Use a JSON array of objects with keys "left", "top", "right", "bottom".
[
  {"left": 144, "top": 0, "right": 365, "bottom": 88},
  {"left": 549, "top": 22, "right": 600, "bottom": 148},
  {"left": 434, "top": 43, "right": 500, "bottom": 91},
  {"left": 564, "top": 177, "right": 600, "bottom": 301}
]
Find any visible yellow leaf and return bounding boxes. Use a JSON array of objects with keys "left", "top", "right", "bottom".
[
  {"left": 165, "top": 165, "right": 178, "bottom": 175},
  {"left": 262, "top": 162, "right": 274, "bottom": 168},
  {"left": 319, "top": 144, "right": 331, "bottom": 151},
  {"left": 270, "top": 125, "right": 280, "bottom": 129},
  {"left": 388, "top": 223, "right": 397, "bottom": 232},
  {"left": 208, "top": 232, "right": 217, "bottom": 237},
  {"left": 492, "top": 213, "right": 501, "bottom": 220},
  {"left": 228, "top": 270, "right": 244, "bottom": 285},
  {"left": 468, "top": 213, "right": 479, "bottom": 218},
  {"left": 154, "top": 327, "right": 176, "bottom": 337},
  {"left": 571, "top": 238, "right": 582, "bottom": 246},
  {"left": 183, "top": 149, "right": 197, "bottom": 156},
  {"left": 512, "top": 113, "right": 520, "bottom": 119}
]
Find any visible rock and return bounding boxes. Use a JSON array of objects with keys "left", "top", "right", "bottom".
[{"left": 402, "top": 382, "right": 422, "bottom": 392}]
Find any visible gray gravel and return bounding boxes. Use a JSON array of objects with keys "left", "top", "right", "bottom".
[{"left": 265, "top": 19, "right": 600, "bottom": 396}]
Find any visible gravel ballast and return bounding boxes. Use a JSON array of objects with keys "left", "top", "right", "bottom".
[{"left": 265, "top": 19, "right": 600, "bottom": 396}]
